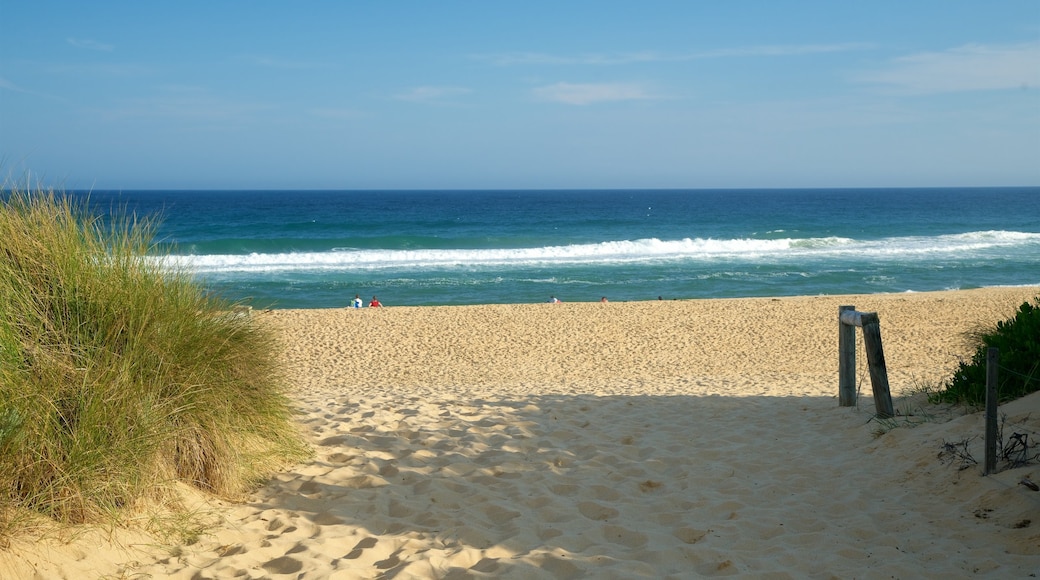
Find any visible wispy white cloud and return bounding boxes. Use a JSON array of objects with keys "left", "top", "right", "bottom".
[
  {"left": 485, "top": 51, "right": 664, "bottom": 66},
  {"left": 702, "top": 43, "right": 875, "bottom": 58},
  {"left": 66, "top": 37, "right": 114, "bottom": 51},
  {"left": 0, "top": 75, "right": 64, "bottom": 100},
  {"left": 100, "top": 88, "right": 271, "bottom": 121},
  {"left": 241, "top": 55, "right": 330, "bottom": 70},
  {"left": 310, "top": 107, "right": 366, "bottom": 120},
  {"left": 0, "top": 76, "right": 26, "bottom": 93},
  {"left": 532, "top": 82, "right": 657, "bottom": 105},
  {"left": 482, "top": 43, "right": 872, "bottom": 66},
  {"left": 854, "top": 41, "right": 1040, "bottom": 94},
  {"left": 393, "top": 86, "right": 471, "bottom": 102},
  {"left": 47, "top": 62, "right": 151, "bottom": 76}
]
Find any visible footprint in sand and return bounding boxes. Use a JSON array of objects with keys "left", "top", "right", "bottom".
[
  {"left": 470, "top": 557, "right": 501, "bottom": 574},
  {"left": 342, "top": 537, "right": 379, "bottom": 559},
  {"left": 538, "top": 526, "right": 564, "bottom": 541},
  {"left": 532, "top": 554, "right": 583, "bottom": 580},
  {"left": 326, "top": 452, "right": 354, "bottom": 464},
  {"left": 549, "top": 483, "right": 580, "bottom": 496},
  {"left": 483, "top": 503, "right": 522, "bottom": 525},
  {"left": 601, "top": 524, "right": 648, "bottom": 548},
  {"left": 265, "top": 517, "right": 296, "bottom": 533},
  {"left": 589, "top": 484, "right": 622, "bottom": 501},
  {"left": 674, "top": 527, "right": 709, "bottom": 544},
  {"left": 388, "top": 499, "right": 414, "bottom": 518},
  {"left": 262, "top": 555, "right": 304, "bottom": 574},
  {"left": 312, "top": 512, "right": 344, "bottom": 525},
  {"left": 217, "top": 544, "right": 247, "bottom": 557},
  {"left": 374, "top": 549, "right": 403, "bottom": 570},
  {"left": 578, "top": 501, "right": 619, "bottom": 520},
  {"left": 318, "top": 435, "right": 352, "bottom": 446}
]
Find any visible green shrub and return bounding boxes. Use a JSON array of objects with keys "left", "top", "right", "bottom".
[
  {"left": 0, "top": 186, "right": 308, "bottom": 529},
  {"left": 930, "top": 297, "right": 1040, "bottom": 407}
]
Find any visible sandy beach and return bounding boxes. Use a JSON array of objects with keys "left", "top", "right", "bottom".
[{"left": 4, "top": 287, "right": 1040, "bottom": 578}]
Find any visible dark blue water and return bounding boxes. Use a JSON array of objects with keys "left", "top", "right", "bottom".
[{"left": 74, "top": 188, "right": 1040, "bottom": 308}]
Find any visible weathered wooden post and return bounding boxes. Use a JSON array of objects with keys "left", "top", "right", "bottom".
[
  {"left": 984, "top": 347, "right": 999, "bottom": 475},
  {"left": 838, "top": 308, "right": 895, "bottom": 418},
  {"left": 860, "top": 312, "right": 894, "bottom": 419},
  {"left": 838, "top": 305, "right": 857, "bottom": 406}
]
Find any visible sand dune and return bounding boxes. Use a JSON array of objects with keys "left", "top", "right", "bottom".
[{"left": 4, "top": 288, "right": 1040, "bottom": 578}]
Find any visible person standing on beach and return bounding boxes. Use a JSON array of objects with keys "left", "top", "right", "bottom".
[{"left": 369, "top": 296, "right": 382, "bottom": 307}]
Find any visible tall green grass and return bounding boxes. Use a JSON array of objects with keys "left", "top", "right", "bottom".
[{"left": 0, "top": 186, "right": 307, "bottom": 535}]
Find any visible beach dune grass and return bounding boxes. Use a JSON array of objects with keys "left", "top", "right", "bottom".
[
  {"left": 930, "top": 296, "right": 1040, "bottom": 407},
  {"left": 0, "top": 186, "right": 307, "bottom": 533}
]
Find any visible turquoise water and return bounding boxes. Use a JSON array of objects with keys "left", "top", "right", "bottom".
[{"left": 77, "top": 188, "right": 1040, "bottom": 308}]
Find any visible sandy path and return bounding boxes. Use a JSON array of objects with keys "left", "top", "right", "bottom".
[{"left": 4, "top": 288, "right": 1039, "bottom": 578}]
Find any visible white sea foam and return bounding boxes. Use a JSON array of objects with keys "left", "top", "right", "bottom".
[{"left": 160, "top": 231, "right": 1040, "bottom": 274}]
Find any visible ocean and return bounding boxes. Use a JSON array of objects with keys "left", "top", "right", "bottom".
[{"left": 74, "top": 188, "right": 1040, "bottom": 309}]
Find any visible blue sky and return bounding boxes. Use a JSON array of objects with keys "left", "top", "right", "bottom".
[{"left": 1, "top": 1, "right": 1038, "bottom": 190}]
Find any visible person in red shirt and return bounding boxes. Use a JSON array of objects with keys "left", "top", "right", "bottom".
[{"left": 369, "top": 296, "right": 382, "bottom": 307}]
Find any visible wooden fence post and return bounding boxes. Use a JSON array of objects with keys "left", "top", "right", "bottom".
[
  {"left": 839, "top": 305, "right": 857, "bottom": 407},
  {"left": 838, "top": 308, "right": 894, "bottom": 417},
  {"left": 984, "top": 347, "right": 999, "bottom": 475},
  {"left": 860, "top": 312, "right": 894, "bottom": 419}
]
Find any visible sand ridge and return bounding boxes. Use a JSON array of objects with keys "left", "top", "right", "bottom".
[{"left": 3, "top": 287, "right": 1039, "bottom": 578}]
